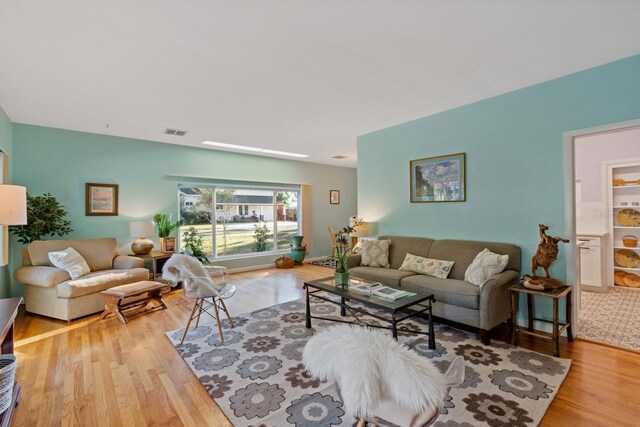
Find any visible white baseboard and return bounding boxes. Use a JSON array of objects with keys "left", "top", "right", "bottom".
[{"left": 226, "top": 255, "right": 331, "bottom": 274}]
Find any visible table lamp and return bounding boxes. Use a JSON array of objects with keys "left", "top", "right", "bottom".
[
  {"left": 129, "top": 220, "right": 155, "bottom": 255},
  {"left": 0, "top": 185, "right": 27, "bottom": 266},
  {"left": 349, "top": 219, "right": 369, "bottom": 247}
]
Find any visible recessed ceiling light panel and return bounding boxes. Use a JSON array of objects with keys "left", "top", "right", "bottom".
[
  {"left": 202, "top": 141, "right": 262, "bottom": 152},
  {"left": 202, "top": 141, "right": 308, "bottom": 158}
]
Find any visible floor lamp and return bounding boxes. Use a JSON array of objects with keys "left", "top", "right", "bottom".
[{"left": 0, "top": 185, "right": 27, "bottom": 266}]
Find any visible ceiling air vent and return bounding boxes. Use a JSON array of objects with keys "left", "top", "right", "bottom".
[
  {"left": 164, "top": 128, "right": 188, "bottom": 136},
  {"left": 332, "top": 155, "right": 347, "bottom": 159}
]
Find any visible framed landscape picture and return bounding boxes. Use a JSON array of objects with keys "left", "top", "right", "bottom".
[
  {"left": 85, "top": 183, "right": 119, "bottom": 216},
  {"left": 410, "top": 153, "right": 466, "bottom": 203}
]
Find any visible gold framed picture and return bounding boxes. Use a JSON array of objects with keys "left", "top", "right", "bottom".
[
  {"left": 410, "top": 153, "right": 466, "bottom": 203},
  {"left": 85, "top": 183, "right": 119, "bottom": 216}
]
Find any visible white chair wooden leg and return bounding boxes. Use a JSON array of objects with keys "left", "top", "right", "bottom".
[
  {"left": 219, "top": 298, "right": 234, "bottom": 328},
  {"left": 180, "top": 300, "right": 200, "bottom": 344},
  {"left": 212, "top": 301, "right": 225, "bottom": 343},
  {"left": 194, "top": 299, "right": 203, "bottom": 328}
]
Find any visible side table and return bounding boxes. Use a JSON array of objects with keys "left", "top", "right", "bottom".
[
  {"left": 509, "top": 283, "right": 573, "bottom": 357},
  {"left": 0, "top": 297, "right": 22, "bottom": 427},
  {"left": 134, "top": 252, "right": 173, "bottom": 281}
]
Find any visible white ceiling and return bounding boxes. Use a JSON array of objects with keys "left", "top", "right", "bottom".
[{"left": 1, "top": 1, "right": 639, "bottom": 168}]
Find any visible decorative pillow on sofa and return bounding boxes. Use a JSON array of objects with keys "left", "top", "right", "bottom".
[
  {"left": 48, "top": 247, "right": 91, "bottom": 280},
  {"left": 360, "top": 239, "right": 391, "bottom": 268},
  {"left": 399, "top": 253, "right": 454, "bottom": 279},
  {"left": 464, "top": 248, "right": 509, "bottom": 286}
]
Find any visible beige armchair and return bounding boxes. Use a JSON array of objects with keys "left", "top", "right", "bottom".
[{"left": 15, "top": 238, "right": 149, "bottom": 321}]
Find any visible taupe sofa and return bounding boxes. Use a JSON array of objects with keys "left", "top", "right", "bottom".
[
  {"left": 15, "top": 238, "right": 149, "bottom": 321},
  {"left": 348, "top": 236, "right": 521, "bottom": 344}
]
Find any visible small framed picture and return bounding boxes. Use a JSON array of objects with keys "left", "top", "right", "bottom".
[
  {"left": 85, "top": 183, "right": 119, "bottom": 216},
  {"left": 410, "top": 153, "right": 466, "bottom": 203},
  {"left": 330, "top": 190, "right": 340, "bottom": 205}
]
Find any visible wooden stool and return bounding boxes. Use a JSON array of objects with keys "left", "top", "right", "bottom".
[
  {"left": 509, "top": 283, "right": 573, "bottom": 357},
  {"left": 100, "top": 281, "right": 170, "bottom": 324}
]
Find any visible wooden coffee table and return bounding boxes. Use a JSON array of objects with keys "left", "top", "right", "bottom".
[{"left": 303, "top": 277, "right": 436, "bottom": 348}]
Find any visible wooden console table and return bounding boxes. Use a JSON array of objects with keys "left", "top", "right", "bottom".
[
  {"left": 0, "top": 297, "right": 22, "bottom": 426},
  {"left": 509, "top": 283, "right": 573, "bottom": 357}
]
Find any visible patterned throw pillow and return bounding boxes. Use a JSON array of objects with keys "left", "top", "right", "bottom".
[
  {"left": 360, "top": 239, "right": 391, "bottom": 268},
  {"left": 464, "top": 248, "right": 509, "bottom": 286},
  {"left": 399, "top": 253, "right": 454, "bottom": 279},
  {"left": 48, "top": 247, "right": 91, "bottom": 280}
]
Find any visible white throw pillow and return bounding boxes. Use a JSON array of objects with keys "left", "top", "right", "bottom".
[
  {"left": 399, "top": 253, "right": 455, "bottom": 279},
  {"left": 360, "top": 239, "right": 391, "bottom": 268},
  {"left": 464, "top": 248, "right": 509, "bottom": 286},
  {"left": 48, "top": 247, "right": 91, "bottom": 280}
]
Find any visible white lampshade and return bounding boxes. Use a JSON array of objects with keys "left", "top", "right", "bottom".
[
  {"left": 129, "top": 220, "right": 155, "bottom": 237},
  {"left": 351, "top": 222, "right": 369, "bottom": 237},
  {"left": 0, "top": 185, "right": 27, "bottom": 225}
]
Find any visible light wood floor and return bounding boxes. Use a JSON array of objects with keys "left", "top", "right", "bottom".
[{"left": 12, "top": 265, "right": 640, "bottom": 427}]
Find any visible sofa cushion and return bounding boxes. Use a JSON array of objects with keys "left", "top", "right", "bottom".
[
  {"left": 48, "top": 247, "right": 91, "bottom": 279},
  {"left": 380, "top": 236, "right": 435, "bottom": 269},
  {"left": 464, "top": 249, "right": 509, "bottom": 286},
  {"left": 361, "top": 239, "right": 391, "bottom": 268},
  {"left": 27, "top": 238, "right": 119, "bottom": 271},
  {"left": 57, "top": 268, "right": 150, "bottom": 298},
  {"left": 399, "top": 253, "right": 455, "bottom": 279},
  {"left": 427, "top": 240, "right": 521, "bottom": 280},
  {"left": 349, "top": 266, "right": 416, "bottom": 287},
  {"left": 401, "top": 275, "right": 480, "bottom": 309}
]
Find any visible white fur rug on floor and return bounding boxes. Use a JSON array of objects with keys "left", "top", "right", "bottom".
[{"left": 166, "top": 298, "right": 571, "bottom": 426}]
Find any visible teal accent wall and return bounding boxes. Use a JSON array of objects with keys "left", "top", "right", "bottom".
[
  {"left": 357, "top": 55, "right": 640, "bottom": 322},
  {"left": 0, "top": 105, "right": 13, "bottom": 298},
  {"left": 10, "top": 125, "right": 357, "bottom": 297}
]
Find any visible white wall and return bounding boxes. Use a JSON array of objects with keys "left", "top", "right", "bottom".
[{"left": 575, "top": 128, "right": 640, "bottom": 233}]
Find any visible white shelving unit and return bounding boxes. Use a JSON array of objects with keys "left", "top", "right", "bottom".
[{"left": 607, "top": 159, "right": 640, "bottom": 287}]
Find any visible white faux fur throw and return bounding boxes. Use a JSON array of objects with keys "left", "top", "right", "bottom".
[
  {"left": 162, "top": 254, "right": 220, "bottom": 298},
  {"left": 303, "top": 324, "right": 460, "bottom": 418}
]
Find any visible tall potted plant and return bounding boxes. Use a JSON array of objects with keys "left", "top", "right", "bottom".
[
  {"left": 153, "top": 213, "right": 182, "bottom": 252},
  {"left": 10, "top": 193, "right": 73, "bottom": 244},
  {"left": 334, "top": 218, "right": 363, "bottom": 287}
]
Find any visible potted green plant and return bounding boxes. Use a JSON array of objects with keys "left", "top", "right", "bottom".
[
  {"left": 334, "top": 218, "right": 363, "bottom": 287},
  {"left": 182, "top": 226, "right": 210, "bottom": 264},
  {"left": 153, "top": 213, "right": 182, "bottom": 252},
  {"left": 10, "top": 193, "right": 73, "bottom": 244}
]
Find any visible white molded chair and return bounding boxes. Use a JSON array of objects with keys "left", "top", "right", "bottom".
[
  {"left": 303, "top": 324, "right": 465, "bottom": 426},
  {"left": 162, "top": 254, "right": 236, "bottom": 344}
]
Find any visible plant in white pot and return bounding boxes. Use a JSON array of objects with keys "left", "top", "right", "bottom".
[{"left": 334, "top": 218, "right": 363, "bottom": 287}]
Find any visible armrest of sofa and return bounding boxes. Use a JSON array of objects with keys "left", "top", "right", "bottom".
[
  {"left": 14, "top": 266, "right": 70, "bottom": 288},
  {"left": 479, "top": 270, "right": 520, "bottom": 330},
  {"left": 346, "top": 254, "right": 362, "bottom": 270},
  {"left": 113, "top": 255, "right": 145, "bottom": 269}
]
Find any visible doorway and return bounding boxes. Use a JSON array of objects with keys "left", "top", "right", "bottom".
[{"left": 567, "top": 121, "right": 640, "bottom": 351}]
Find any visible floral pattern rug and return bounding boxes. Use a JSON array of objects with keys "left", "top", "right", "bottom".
[{"left": 166, "top": 298, "right": 571, "bottom": 426}]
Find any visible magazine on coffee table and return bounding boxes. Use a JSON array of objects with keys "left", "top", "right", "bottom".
[{"left": 350, "top": 282, "right": 414, "bottom": 301}]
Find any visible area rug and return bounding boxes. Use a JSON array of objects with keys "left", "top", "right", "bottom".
[
  {"left": 166, "top": 298, "right": 571, "bottom": 426},
  {"left": 579, "top": 286, "right": 640, "bottom": 350},
  {"left": 307, "top": 258, "right": 337, "bottom": 269}
]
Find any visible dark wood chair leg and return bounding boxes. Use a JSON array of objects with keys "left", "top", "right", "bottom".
[{"left": 480, "top": 329, "right": 491, "bottom": 345}]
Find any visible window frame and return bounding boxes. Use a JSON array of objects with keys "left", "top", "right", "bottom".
[{"left": 178, "top": 184, "right": 302, "bottom": 261}]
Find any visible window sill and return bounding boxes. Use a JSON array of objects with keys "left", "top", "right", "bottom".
[{"left": 213, "top": 250, "right": 291, "bottom": 262}]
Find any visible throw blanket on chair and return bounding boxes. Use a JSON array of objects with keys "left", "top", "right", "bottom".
[{"left": 162, "top": 254, "right": 219, "bottom": 298}]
